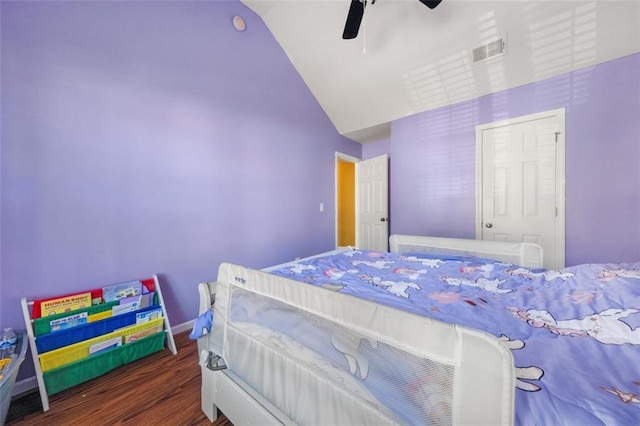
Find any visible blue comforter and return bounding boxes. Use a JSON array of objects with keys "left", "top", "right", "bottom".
[{"left": 269, "top": 249, "right": 640, "bottom": 425}]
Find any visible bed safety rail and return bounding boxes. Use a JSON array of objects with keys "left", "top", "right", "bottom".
[{"left": 389, "top": 234, "right": 543, "bottom": 268}]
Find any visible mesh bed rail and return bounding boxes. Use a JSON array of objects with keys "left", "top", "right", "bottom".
[
  {"left": 211, "top": 262, "right": 516, "bottom": 425},
  {"left": 389, "top": 234, "right": 543, "bottom": 268}
]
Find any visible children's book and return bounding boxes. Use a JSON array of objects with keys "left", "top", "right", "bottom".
[
  {"left": 112, "top": 293, "right": 153, "bottom": 316},
  {"left": 50, "top": 312, "right": 88, "bottom": 332},
  {"left": 39, "top": 292, "right": 92, "bottom": 316},
  {"left": 122, "top": 293, "right": 152, "bottom": 310},
  {"left": 102, "top": 280, "right": 142, "bottom": 303},
  {"left": 89, "top": 337, "right": 122, "bottom": 355},
  {"left": 135, "top": 308, "right": 162, "bottom": 324},
  {"left": 32, "top": 290, "right": 102, "bottom": 319},
  {"left": 124, "top": 325, "right": 162, "bottom": 343}
]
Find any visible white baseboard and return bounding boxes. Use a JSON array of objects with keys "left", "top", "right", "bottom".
[
  {"left": 12, "top": 376, "right": 38, "bottom": 397},
  {"left": 11, "top": 319, "right": 196, "bottom": 398},
  {"left": 172, "top": 319, "right": 195, "bottom": 335}
]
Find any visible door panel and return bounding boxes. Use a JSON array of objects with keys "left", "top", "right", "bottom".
[
  {"left": 356, "top": 155, "right": 389, "bottom": 251},
  {"left": 480, "top": 114, "right": 562, "bottom": 269}
]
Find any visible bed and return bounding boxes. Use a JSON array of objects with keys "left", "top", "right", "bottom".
[{"left": 196, "top": 234, "right": 640, "bottom": 425}]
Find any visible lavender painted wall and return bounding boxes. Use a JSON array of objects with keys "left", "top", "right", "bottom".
[
  {"left": 391, "top": 52, "right": 640, "bottom": 266},
  {"left": 362, "top": 138, "right": 391, "bottom": 160},
  {"left": 0, "top": 0, "right": 360, "bottom": 364}
]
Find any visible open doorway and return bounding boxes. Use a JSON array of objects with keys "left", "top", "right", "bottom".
[
  {"left": 335, "top": 153, "right": 358, "bottom": 247},
  {"left": 335, "top": 153, "right": 389, "bottom": 250}
]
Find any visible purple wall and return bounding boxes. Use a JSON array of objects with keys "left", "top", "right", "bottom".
[
  {"left": 391, "top": 53, "right": 640, "bottom": 266},
  {"left": 0, "top": 0, "right": 360, "bottom": 361},
  {"left": 362, "top": 138, "right": 391, "bottom": 160}
]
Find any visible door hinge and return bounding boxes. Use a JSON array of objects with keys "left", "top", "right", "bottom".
[{"left": 555, "top": 207, "right": 558, "bottom": 217}]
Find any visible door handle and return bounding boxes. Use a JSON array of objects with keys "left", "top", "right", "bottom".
[
  {"left": 485, "top": 223, "right": 493, "bottom": 228},
  {"left": 380, "top": 218, "right": 388, "bottom": 222}
]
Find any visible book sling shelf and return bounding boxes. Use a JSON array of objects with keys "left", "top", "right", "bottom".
[{"left": 20, "top": 274, "right": 177, "bottom": 411}]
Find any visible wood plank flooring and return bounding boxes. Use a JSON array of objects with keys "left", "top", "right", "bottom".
[{"left": 6, "top": 331, "right": 231, "bottom": 426}]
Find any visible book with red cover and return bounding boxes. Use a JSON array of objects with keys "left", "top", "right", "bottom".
[{"left": 32, "top": 289, "right": 103, "bottom": 319}]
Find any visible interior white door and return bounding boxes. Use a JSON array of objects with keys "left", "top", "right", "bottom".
[
  {"left": 478, "top": 110, "right": 565, "bottom": 269},
  {"left": 356, "top": 154, "right": 389, "bottom": 251}
]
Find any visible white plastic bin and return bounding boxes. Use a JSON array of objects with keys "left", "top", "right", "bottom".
[{"left": 0, "top": 331, "right": 27, "bottom": 426}]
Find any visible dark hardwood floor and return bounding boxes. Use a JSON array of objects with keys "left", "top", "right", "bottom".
[{"left": 6, "top": 331, "right": 231, "bottom": 426}]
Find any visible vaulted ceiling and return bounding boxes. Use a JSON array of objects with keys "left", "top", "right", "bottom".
[{"left": 241, "top": 0, "right": 640, "bottom": 143}]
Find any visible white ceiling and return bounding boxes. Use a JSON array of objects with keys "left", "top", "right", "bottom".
[{"left": 241, "top": 0, "right": 640, "bottom": 143}]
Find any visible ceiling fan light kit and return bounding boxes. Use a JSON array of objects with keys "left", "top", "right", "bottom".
[{"left": 342, "top": 0, "right": 443, "bottom": 40}]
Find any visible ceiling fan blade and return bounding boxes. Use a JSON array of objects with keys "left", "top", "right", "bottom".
[
  {"left": 342, "top": 0, "right": 365, "bottom": 40},
  {"left": 418, "top": 0, "right": 443, "bottom": 9}
]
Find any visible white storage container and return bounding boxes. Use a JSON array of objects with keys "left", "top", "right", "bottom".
[{"left": 0, "top": 330, "right": 27, "bottom": 426}]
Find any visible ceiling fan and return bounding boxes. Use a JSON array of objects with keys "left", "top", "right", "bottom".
[{"left": 342, "top": 0, "right": 443, "bottom": 39}]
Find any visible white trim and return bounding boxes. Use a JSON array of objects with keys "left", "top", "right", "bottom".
[
  {"left": 475, "top": 108, "right": 566, "bottom": 269},
  {"left": 172, "top": 319, "right": 195, "bottom": 335},
  {"left": 334, "top": 151, "right": 361, "bottom": 249},
  {"left": 12, "top": 376, "right": 39, "bottom": 397},
  {"left": 556, "top": 111, "right": 566, "bottom": 268}
]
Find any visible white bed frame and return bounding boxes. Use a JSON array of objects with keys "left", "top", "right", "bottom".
[{"left": 197, "top": 235, "right": 543, "bottom": 425}]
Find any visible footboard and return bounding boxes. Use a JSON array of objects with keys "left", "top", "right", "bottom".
[{"left": 206, "top": 262, "right": 515, "bottom": 425}]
